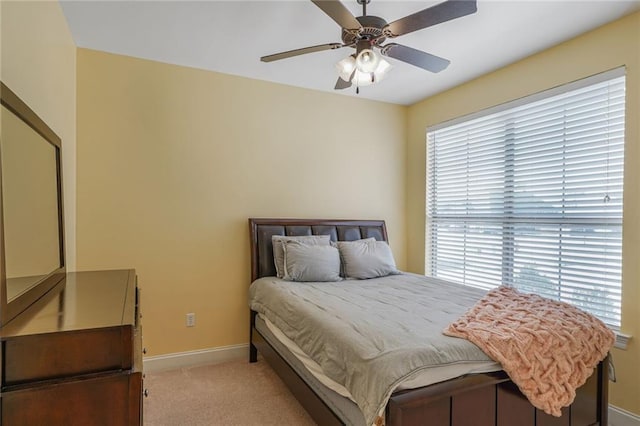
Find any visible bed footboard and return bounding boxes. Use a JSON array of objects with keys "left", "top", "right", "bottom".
[{"left": 386, "top": 357, "right": 607, "bottom": 426}]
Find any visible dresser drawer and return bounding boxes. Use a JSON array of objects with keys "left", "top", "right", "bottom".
[
  {"left": 3, "top": 325, "right": 133, "bottom": 387},
  {"left": 2, "top": 371, "right": 142, "bottom": 426}
]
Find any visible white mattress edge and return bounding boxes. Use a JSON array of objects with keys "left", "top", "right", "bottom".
[{"left": 263, "top": 314, "right": 355, "bottom": 400}]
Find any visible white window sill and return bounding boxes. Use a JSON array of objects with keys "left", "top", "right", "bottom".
[{"left": 614, "top": 332, "right": 631, "bottom": 350}]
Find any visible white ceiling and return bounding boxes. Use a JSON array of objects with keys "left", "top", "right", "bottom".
[{"left": 60, "top": 0, "right": 640, "bottom": 105}]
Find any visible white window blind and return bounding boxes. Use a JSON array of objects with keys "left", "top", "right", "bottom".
[{"left": 426, "top": 69, "right": 625, "bottom": 327}]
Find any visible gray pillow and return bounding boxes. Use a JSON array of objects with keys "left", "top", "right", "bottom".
[
  {"left": 272, "top": 235, "right": 331, "bottom": 278},
  {"left": 331, "top": 238, "right": 375, "bottom": 277},
  {"left": 336, "top": 239, "right": 400, "bottom": 279},
  {"left": 282, "top": 242, "right": 341, "bottom": 282}
]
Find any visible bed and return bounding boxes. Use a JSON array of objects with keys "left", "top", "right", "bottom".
[{"left": 248, "top": 218, "right": 609, "bottom": 426}]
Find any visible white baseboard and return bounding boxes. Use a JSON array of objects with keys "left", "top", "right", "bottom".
[
  {"left": 610, "top": 405, "right": 640, "bottom": 426},
  {"left": 143, "top": 343, "right": 248, "bottom": 373}
]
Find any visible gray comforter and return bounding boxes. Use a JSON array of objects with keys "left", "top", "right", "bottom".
[{"left": 249, "top": 273, "right": 498, "bottom": 426}]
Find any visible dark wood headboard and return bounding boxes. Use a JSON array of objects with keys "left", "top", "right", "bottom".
[{"left": 248, "top": 218, "right": 388, "bottom": 282}]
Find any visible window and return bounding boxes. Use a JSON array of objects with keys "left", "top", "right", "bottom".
[{"left": 426, "top": 69, "right": 625, "bottom": 328}]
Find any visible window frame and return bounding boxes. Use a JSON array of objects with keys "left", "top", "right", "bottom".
[{"left": 426, "top": 67, "right": 626, "bottom": 330}]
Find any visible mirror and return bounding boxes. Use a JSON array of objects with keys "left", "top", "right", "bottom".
[
  {"left": 2, "top": 104, "right": 61, "bottom": 300},
  {"left": 0, "top": 82, "right": 65, "bottom": 326}
]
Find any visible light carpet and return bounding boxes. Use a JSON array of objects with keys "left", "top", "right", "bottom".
[{"left": 144, "top": 357, "right": 316, "bottom": 425}]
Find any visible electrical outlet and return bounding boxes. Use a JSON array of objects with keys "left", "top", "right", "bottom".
[{"left": 186, "top": 312, "right": 195, "bottom": 327}]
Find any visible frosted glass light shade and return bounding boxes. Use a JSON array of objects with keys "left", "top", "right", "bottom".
[
  {"left": 336, "top": 56, "right": 356, "bottom": 81},
  {"left": 352, "top": 70, "right": 375, "bottom": 86},
  {"left": 374, "top": 58, "right": 392, "bottom": 80},
  {"left": 356, "top": 49, "right": 380, "bottom": 73}
]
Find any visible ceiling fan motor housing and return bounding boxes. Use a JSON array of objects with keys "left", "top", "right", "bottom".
[{"left": 342, "top": 15, "right": 388, "bottom": 46}]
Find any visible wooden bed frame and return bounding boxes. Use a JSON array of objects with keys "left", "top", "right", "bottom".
[{"left": 248, "top": 218, "right": 609, "bottom": 426}]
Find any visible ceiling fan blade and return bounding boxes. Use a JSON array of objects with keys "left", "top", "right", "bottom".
[
  {"left": 311, "top": 0, "right": 362, "bottom": 31},
  {"left": 384, "top": 0, "right": 477, "bottom": 37},
  {"left": 334, "top": 77, "right": 352, "bottom": 90},
  {"left": 261, "top": 43, "right": 344, "bottom": 62},
  {"left": 381, "top": 43, "right": 450, "bottom": 73},
  {"left": 334, "top": 69, "right": 356, "bottom": 90}
]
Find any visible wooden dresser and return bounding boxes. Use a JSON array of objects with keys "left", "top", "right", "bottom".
[{"left": 0, "top": 269, "right": 144, "bottom": 425}]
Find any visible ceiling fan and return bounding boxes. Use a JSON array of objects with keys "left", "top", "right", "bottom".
[{"left": 260, "top": 0, "right": 478, "bottom": 91}]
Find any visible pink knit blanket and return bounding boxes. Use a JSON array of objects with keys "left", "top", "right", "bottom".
[{"left": 444, "top": 286, "right": 614, "bottom": 416}]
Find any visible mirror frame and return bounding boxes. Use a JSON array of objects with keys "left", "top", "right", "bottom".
[{"left": 0, "top": 82, "right": 66, "bottom": 327}]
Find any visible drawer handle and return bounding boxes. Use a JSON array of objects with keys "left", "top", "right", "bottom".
[
  {"left": 143, "top": 347, "right": 147, "bottom": 355},
  {"left": 144, "top": 389, "right": 149, "bottom": 398}
]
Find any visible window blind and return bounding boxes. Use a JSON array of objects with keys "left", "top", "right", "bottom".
[{"left": 426, "top": 69, "right": 625, "bottom": 327}]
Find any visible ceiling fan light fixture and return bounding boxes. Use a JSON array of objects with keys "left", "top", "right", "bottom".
[
  {"left": 354, "top": 58, "right": 392, "bottom": 85},
  {"left": 335, "top": 55, "right": 392, "bottom": 88}
]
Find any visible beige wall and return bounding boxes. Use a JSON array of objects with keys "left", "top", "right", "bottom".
[
  {"left": 407, "top": 12, "right": 640, "bottom": 415},
  {"left": 76, "top": 48, "right": 407, "bottom": 356},
  {"left": 0, "top": 0, "right": 77, "bottom": 271}
]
